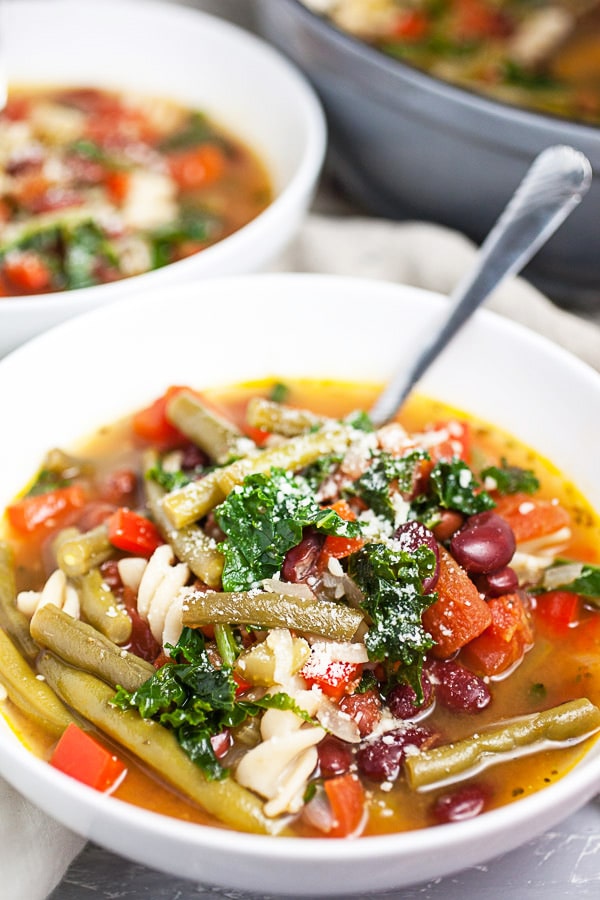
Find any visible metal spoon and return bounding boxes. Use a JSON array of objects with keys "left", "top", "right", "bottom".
[{"left": 369, "top": 144, "right": 592, "bottom": 427}]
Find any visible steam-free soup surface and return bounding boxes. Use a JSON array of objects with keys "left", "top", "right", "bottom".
[
  {"left": 0, "top": 87, "right": 271, "bottom": 295},
  {"left": 1, "top": 379, "right": 599, "bottom": 838}
]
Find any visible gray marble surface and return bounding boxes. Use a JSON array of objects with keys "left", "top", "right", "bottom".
[
  {"left": 46, "top": 1, "right": 600, "bottom": 896},
  {"left": 49, "top": 797, "right": 600, "bottom": 899}
]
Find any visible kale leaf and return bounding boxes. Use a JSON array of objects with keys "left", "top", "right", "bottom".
[
  {"left": 411, "top": 458, "right": 495, "bottom": 524},
  {"left": 544, "top": 562, "right": 600, "bottom": 602},
  {"left": 349, "top": 450, "right": 428, "bottom": 523},
  {"left": 480, "top": 458, "right": 540, "bottom": 495},
  {"left": 215, "top": 468, "right": 361, "bottom": 591},
  {"left": 112, "top": 626, "right": 309, "bottom": 779},
  {"left": 301, "top": 452, "right": 343, "bottom": 492},
  {"left": 347, "top": 542, "right": 437, "bottom": 697},
  {"left": 344, "top": 410, "right": 375, "bottom": 433}
]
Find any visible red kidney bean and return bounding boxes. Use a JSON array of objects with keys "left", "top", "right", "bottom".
[
  {"left": 428, "top": 659, "right": 491, "bottom": 712},
  {"left": 317, "top": 736, "right": 353, "bottom": 777},
  {"left": 210, "top": 730, "right": 232, "bottom": 760},
  {"left": 339, "top": 688, "right": 382, "bottom": 737},
  {"left": 180, "top": 442, "right": 209, "bottom": 471},
  {"left": 477, "top": 565, "right": 519, "bottom": 598},
  {"left": 356, "top": 725, "right": 434, "bottom": 782},
  {"left": 432, "top": 784, "right": 487, "bottom": 823},
  {"left": 450, "top": 511, "right": 516, "bottom": 575},
  {"left": 432, "top": 510, "right": 465, "bottom": 542},
  {"left": 282, "top": 529, "right": 325, "bottom": 583},
  {"left": 387, "top": 673, "right": 434, "bottom": 720},
  {"left": 393, "top": 521, "right": 440, "bottom": 592}
]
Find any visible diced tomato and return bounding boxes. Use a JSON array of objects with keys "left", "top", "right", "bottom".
[
  {"left": 50, "top": 723, "right": 126, "bottom": 792},
  {"left": 6, "top": 484, "right": 87, "bottom": 535},
  {"left": 104, "top": 169, "right": 131, "bottom": 205},
  {"left": 3, "top": 96, "right": 31, "bottom": 120},
  {"left": 534, "top": 590, "right": 581, "bottom": 633},
  {"left": 323, "top": 773, "right": 366, "bottom": 838},
  {"left": 2, "top": 252, "right": 53, "bottom": 293},
  {"left": 132, "top": 385, "right": 191, "bottom": 449},
  {"left": 461, "top": 592, "right": 533, "bottom": 676},
  {"left": 317, "top": 500, "right": 365, "bottom": 565},
  {"left": 106, "top": 508, "right": 164, "bottom": 557},
  {"left": 243, "top": 424, "right": 271, "bottom": 447},
  {"left": 301, "top": 655, "right": 363, "bottom": 702},
  {"left": 232, "top": 670, "right": 252, "bottom": 697},
  {"left": 493, "top": 493, "right": 570, "bottom": 544},
  {"left": 426, "top": 420, "right": 471, "bottom": 463},
  {"left": 393, "top": 10, "right": 429, "bottom": 41},
  {"left": 167, "top": 143, "right": 225, "bottom": 190},
  {"left": 455, "top": 0, "right": 514, "bottom": 39},
  {"left": 422, "top": 545, "right": 492, "bottom": 658}
]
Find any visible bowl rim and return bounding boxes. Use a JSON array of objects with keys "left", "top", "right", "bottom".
[
  {"left": 277, "top": 0, "right": 600, "bottom": 139},
  {"left": 0, "top": 0, "right": 327, "bottom": 310},
  {"left": 1, "top": 272, "right": 599, "bottom": 892}
]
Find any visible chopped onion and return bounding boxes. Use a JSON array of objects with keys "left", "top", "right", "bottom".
[
  {"left": 543, "top": 562, "right": 584, "bottom": 591},
  {"left": 262, "top": 577, "right": 316, "bottom": 601}
]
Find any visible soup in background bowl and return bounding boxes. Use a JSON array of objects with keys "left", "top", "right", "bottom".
[
  {"left": 0, "top": 0, "right": 326, "bottom": 356},
  {"left": 0, "top": 273, "right": 598, "bottom": 894}
]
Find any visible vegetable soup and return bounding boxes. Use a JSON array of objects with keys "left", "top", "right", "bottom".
[
  {"left": 303, "top": 1, "right": 600, "bottom": 125},
  {"left": 1, "top": 378, "right": 599, "bottom": 838},
  {"left": 0, "top": 87, "right": 272, "bottom": 295}
]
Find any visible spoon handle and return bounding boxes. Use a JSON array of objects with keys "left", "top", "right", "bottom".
[{"left": 369, "top": 144, "right": 592, "bottom": 426}]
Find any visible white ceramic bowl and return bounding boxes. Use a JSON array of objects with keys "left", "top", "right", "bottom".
[
  {"left": 0, "top": 0, "right": 326, "bottom": 357},
  {"left": 0, "top": 273, "right": 599, "bottom": 895}
]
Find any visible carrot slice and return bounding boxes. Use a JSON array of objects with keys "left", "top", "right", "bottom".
[
  {"left": 461, "top": 592, "right": 533, "bottom": 676},
  {"left": 324, "top": 773, "right": 366, "bottom": 838},
  {"left": 493, "top": 493, "right": 570, "bottom": 543},
  {"left": 422, "top": 546, "right": 492, "bottom": 658}
]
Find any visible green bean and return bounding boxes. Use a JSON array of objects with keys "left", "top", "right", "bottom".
[
  {"left": 162, "top": 427, "right": 353, "bottom": 529},
  {"left": 56, "top": 523, "right": 113, "bottom": 577},
  {"left": 159, "top": 471, "right": 226, "bottom": 530},
  {"left": 144, "top": 453, "right": 224, "bottom": 588},
  {"left": 30, "top": 603, "right": 154, "bottom": 693},
  {"left": 0, "top": 629, "right": 73, "bottom": 736},
  {"left": 405, "top": 698, "right": 600, "bottom": 790},
  {"left": 38, "top": 652, "right": 288, "bottom": 835},
  {"left": 41, "top": 447, "right": 94, "bottom": 480},
  {"left": 246, "top": 397, "right": 329, "bottom": 437},
  {"left": 0, "top": 540, "right": 39, "bottom": 662},
  {"left": 76, "top": 568, "right": 132, "bottom": 645},
  {"left": 182, "top": 589, "right": 364, "bottom": 641},
  {"left": 166, "top": 390, "right": 255, "bottom": 464},
  {"left": 217, "top": 427, "right": 354, "bottom": 496}
]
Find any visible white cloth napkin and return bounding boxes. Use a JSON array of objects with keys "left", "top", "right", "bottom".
[
  {"left": 2, "top": 214, "right": 599, "bottom": 900},
  {"left": 272, "top": 215, "right": 600, "bottom": 372}
]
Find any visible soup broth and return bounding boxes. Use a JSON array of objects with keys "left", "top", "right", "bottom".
[
  {"left": 0, "top": 86, "right": 272, "bottom": 295},
  {"left": 1, "top": 378, "right": 599, "bottom": 838}
]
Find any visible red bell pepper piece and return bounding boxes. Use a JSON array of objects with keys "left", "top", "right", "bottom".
[
  {"left": 50, "top": 723, "right": 126, "bottom": 792},
  {"left": 6, "top": 484, "right": 87, "bottom": 535},
  {"left": 535, "top": 590, "right": 581, "bottom": 633},
  {"left": 106, "top": 508, "right": 164, "bottom": 557}
]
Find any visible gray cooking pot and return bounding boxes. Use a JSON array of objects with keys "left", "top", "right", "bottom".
[{"left": 255, "top": 0, "right": 600, "bottom": 311}]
